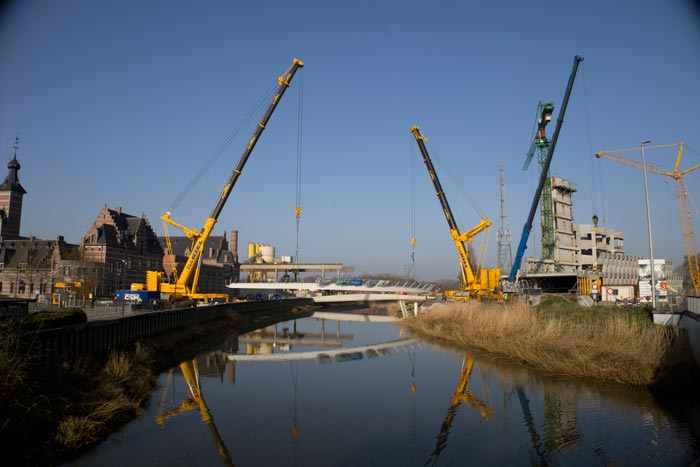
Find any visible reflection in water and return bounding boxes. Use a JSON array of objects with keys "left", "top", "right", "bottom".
[
  {"left": 72, "top": 309, "right": 699, "bottom": 467},
  {"left": 426, "top": 354, "right": 494, "bottom": 466},
  {"left": 156, "top": 359, "right": 235, "bottom": 467},
  {"left": 516, "top": 386, "right": 548, "bottom": 466},
  {"left": 458, "top": 343, "right": 699, "bottom": 466}
]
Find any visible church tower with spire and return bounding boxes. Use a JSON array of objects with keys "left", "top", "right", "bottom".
[{"left": 0, "top": 135, "right": 27, "bottom": 239}]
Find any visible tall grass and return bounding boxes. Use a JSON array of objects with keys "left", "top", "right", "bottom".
[
  {"left": 0, "top": 325, "right": 156, "bottom": 464},
  {"left": 55, "top": 343, "right": 155, "bottom": 451},
  {"left": 402, "top": 301, "right": 696, "bottom": 386}
]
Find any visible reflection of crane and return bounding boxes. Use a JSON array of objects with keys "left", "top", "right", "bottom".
[
  {"left": 148, "top": 58, "right": 304, "bottom": 302},
  {"left": 426, "top": 354, "right": 493, "bottom": 466},
  {"left": 410, "top": 125, "right": 501, "bottom": 300},
  {"left": 515, "top": 386, "right": 549, "bottom": 466},
  {"left": 506, "top": 56, "right": 583, "bottom": 290},
  {"left": 595, "top": 142, "right": 699, "bottom": 294},
  {"left": 523, "top": 101, "right": 556, "bottom": 260},
  {"left": 156, "top": 359, "right": 235, "bottom": 466}
]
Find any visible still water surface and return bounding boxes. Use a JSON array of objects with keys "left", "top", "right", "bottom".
[{"left": 70, "top": 307, "right": 699, "bottom": 466}]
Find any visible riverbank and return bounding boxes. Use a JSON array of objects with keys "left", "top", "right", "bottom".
[
  {"left": 1, "top": 304, "right": 316, "bottom": 466},
  {"left": 401, "top": 297, "right": 699, "bottom": 388}
]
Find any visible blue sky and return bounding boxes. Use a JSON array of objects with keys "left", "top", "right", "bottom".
[{"left": 1, "top": 0, "right": 699, "bottom": 281}]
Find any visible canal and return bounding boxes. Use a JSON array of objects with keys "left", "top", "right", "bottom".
[{"left": 67, "top": 306, "right": 699, "bottom": 466}]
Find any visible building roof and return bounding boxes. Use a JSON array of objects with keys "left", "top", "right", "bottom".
[
  {"left": 0, "top": 237, "right": 78, "bottom": 269},
  {"left": 82, "top": 206, "right": 163, "bottom": 255},
  {"left": 0, "top": 137, "right": 27, "bottom": 194}
]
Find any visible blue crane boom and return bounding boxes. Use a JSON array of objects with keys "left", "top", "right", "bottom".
[{"left": 507, "top": 55, "right": 583, "bottom": 284}]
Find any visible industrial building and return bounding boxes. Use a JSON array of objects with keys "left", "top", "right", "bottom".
[{"left": 521, "top": 173, "right": 684, "bottom": 299}]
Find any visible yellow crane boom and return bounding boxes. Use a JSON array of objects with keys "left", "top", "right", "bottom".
[
  {"left": 410, "top": 125, "right": 501, "bottom": 299},
  {"left": 154, "top": 58, "right": 304, "bottom": 301},
  {"left": 595, "top": 142, "right": 700, "bottom": 294}
]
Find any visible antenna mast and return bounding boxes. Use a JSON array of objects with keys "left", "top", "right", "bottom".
[{"left": 497, "top": 164, "right": 513, "bottom": 272}]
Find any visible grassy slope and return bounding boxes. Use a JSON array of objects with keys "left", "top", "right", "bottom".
[{"left": 402, "top": 296, "right": 697, "bottom": 387}]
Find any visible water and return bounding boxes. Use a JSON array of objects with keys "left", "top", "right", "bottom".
[{"left": 68, "top": 308, "right": 700, "bottom": 466}]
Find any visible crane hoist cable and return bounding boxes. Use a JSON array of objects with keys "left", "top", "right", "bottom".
[
  {"left": 409, "top": 134, "right": 417, "bottom": 278},
  {"left": 168, "top": 84, "right": 279, "bottom": 216},
  {"left": 580, "top": 65, "right": 604, "bottom": 225},
  {"left": 432, "top": 149, "right": 494, "bottom": 272},
  {"left": 295, "top": 67, "right": 305, "bottom": 265},
  {"left": 161, "top": 84, "right": 278, "bottom": 284},
  {"left": 432, "top": 153, "right": 486, "bottom": 219}
]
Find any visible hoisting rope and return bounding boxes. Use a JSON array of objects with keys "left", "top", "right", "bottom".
[
  {"left": 410, "top": 135, "right": 417, "bottom": 280},
  {"left": 581, "top": 64, "right": 605, "bottom": 224},
  {"left": 432, "top": 152, "right": 486, "bottom": 219},
  {"left": 167, "top": 84, "right": 279, "bottom": 217},
  {"left": 295, "top": 67, "right": 305, "bottom": 265},
  {"left": 290, "top": 361, "right": 300, "bottom": 436},
  {"left": 432, "top": 149, "right": 493, "bottom": 272},
  {"left": 161, "top": 82, "right": 278, "bottom": 287}
]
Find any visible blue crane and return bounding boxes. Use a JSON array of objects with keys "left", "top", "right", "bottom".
[{"left": 507, "top": 55, "right": 583, "bottom": 286}]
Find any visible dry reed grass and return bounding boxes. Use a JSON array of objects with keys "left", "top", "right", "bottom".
[
  {"left": 402, "top": 301, "right": 695, "bottom": 386},
  {"left": 54, "top": 345, "right": 156, "bottom": 452}
]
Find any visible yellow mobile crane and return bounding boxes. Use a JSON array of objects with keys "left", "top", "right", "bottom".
[
  {"left": 156, "top": 358, "right": 234, "bottom": 466},
  {"left": 410, "top": 125, "right": 501, "bottom": 300},
  {"left": 595, "top": 142, "right": 699, "bottom": 295},
  {"left": 147, "top": 58, "right": 304, "bottom": 302},
  {"left": 426, "top": 354, "right": 493, "bottom": 466}
]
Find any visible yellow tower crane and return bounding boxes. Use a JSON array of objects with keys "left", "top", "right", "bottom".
[{"left": 595, "top": 142, "right": 700, "bottom": 295}]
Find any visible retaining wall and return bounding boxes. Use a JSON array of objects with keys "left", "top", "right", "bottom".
[{"left": 27, "top": 299, "right": 313, "bottom": 358}]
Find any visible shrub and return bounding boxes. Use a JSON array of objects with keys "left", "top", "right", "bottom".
[{"left": 22, "top": 308, "right": 87, "bottom": 330}]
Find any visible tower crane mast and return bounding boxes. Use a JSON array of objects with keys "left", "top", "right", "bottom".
[
  {"left": 595, "top": 142, "right": 700, "bottom": 295},
  {"left": 523, "top": 101, "right": 556, "bottom": 260}
]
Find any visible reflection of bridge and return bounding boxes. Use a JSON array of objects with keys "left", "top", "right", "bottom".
[
  {"left": 228, "top": 311, "right": 418, "bottom": 362},
  {"left": 227, "top": 336, "right": 420, "bottom": 362},
  {"left": 227, "top": 280, "right": 434, "bottom": 303}
]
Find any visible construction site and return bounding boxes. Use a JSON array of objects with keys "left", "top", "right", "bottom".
[{"left": 0, "top": 56, "right": 697, "bottom": 311}]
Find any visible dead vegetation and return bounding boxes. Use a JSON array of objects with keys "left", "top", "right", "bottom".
[{"left": 401, "top": 299, "right": 697, "bottom": 387}]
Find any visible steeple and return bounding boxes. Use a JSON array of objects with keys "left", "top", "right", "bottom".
[
  {"left": 0, "top": 134, "right": 26, "bottom": 194},
  {"left": 0, "top": 134, "right": 27, "bottom": 239}
]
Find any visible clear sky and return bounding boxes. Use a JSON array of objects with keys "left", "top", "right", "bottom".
[{"left": 1, "top": 0, "right": 699, "bottom": 281}]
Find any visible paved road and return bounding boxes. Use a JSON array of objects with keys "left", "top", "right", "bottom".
[{"left": 30, "top": 302, "right": 162, "bottom": 321}]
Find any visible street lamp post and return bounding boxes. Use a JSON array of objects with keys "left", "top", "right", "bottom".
[
  {"left": 120, "top": 259, "right": 127, "bottom": 316},
  {"left": 640, "top": 140, "right": 656, "bottom": 310}
]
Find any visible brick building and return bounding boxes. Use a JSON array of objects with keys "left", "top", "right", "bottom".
[
  {"left": 0, "top": 137, "right": 239, "bottom": 300},
  {"left": 79, "top": 205, "right": 164, "bottom": 296}
]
